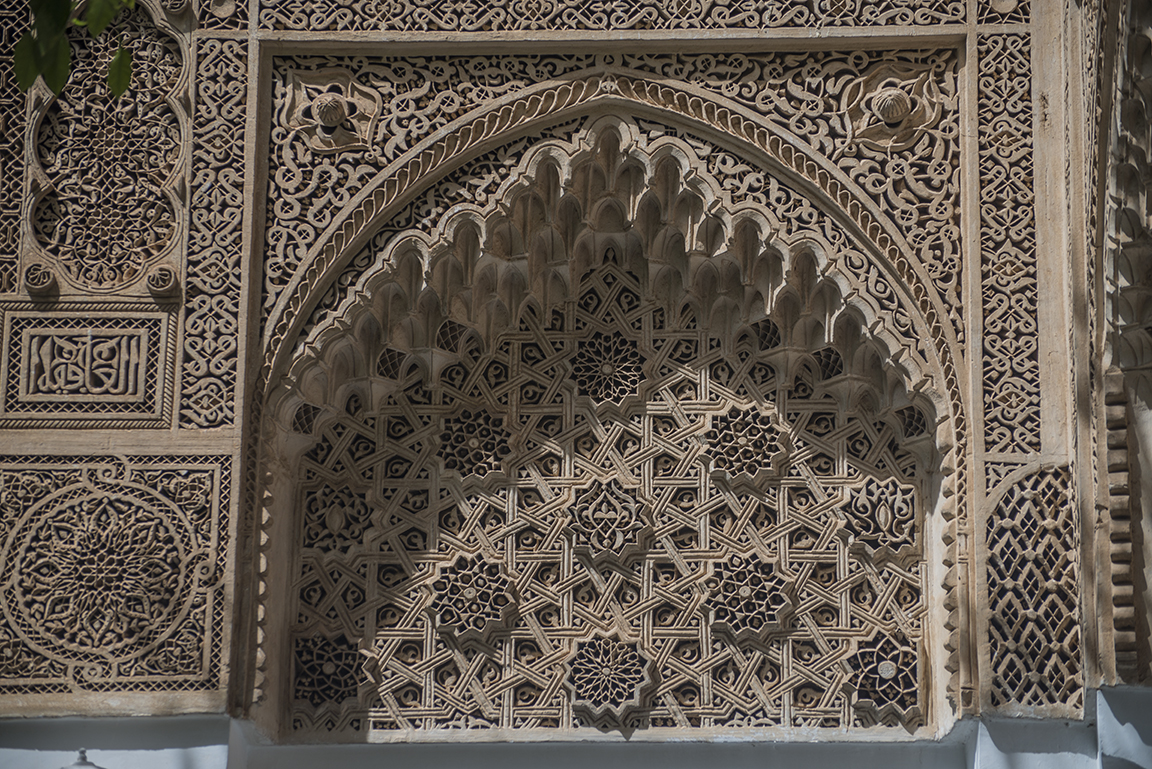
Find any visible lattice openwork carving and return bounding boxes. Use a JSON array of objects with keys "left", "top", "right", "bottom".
[
  {"left": 986, "top": 467, "right": 1081, "bottom": 713},
  {"left": 28, "top": 7, "right": 185, "bottom": 292},
  {"left": 271, "top": 118, "right": 942, "bottom": 737},
  {"left": 0, "top": 456, "right": 231, "bottom": 698},
  {"left": 257, "top": 0, "right": 964, "bottom": 31},
  {"left": 0, "top": 1, "right": 27, "bottom": 294}
]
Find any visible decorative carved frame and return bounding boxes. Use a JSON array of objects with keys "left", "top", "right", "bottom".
[{"left": 0, "top": 0, "right": 1119, "bottom": 740}]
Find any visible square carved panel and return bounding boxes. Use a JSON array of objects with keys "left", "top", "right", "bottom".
[{"left": 0, "top": 455, "right": 232, "bottom": 704}]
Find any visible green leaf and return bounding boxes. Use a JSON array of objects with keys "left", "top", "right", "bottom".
[
  {"left": 85, "top": 0, "right": 119, "bottom": 37},
  {"left": 31, "top": 0, "right": 72, "bottom": 45},
  {"left": 108, "top": 43, "right": 132, "bottom": 98},
  {"left": 13, "top": 33, "right": 42, "bottom": 92},
  {"left": 39, "top": 33, "right": 70, "bottom": 95}
]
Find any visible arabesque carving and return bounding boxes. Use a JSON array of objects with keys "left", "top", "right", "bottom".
[
  {"left": 29, "top": 7, "right": 186, "bottom": 292},
  {"left": 263, "top": 51, "right": 960, "bottom": 344},
  {"left": 183, "top": 38, "right": 246, "bottom": 429},
  {"left": 0, "top": 456, "right": 231, "bottom": 699},
  {"left": 266, "top": 118, "right": 947, "bottom": 737},
  {"left": 978, "top": 34, "right": 1040, "bottom": 456},
  {"left": 257, "top": 0, "right": 965, "bottom": 31}
]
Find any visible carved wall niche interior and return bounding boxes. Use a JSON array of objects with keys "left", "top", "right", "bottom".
[
  {"left": 0, "top": 0, "right": 1137, "bottom": 750},
  {"left": 259, "top": 115, "right": 954, "bottom": 739}
]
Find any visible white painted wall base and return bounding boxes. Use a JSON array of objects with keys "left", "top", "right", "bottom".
[{"left": 2, "top": 689, "right": 1149, "bottom": 769}]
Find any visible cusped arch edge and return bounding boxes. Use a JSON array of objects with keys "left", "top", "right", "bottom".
[
  {"left": 257, "top": 67, "right": 965, "bottom": 430},
  {"left": 249, "top": 84, "right": 973, "bottom": 720}
]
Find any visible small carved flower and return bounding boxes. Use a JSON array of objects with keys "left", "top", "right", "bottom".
[
  {"left": 571, "top": 479, "right": 645, "bottom": 555},
  {"left": 430, "top": 557, "right": 514, "bottom": 637},
  {"left": 706, "top": 555, "right": 793, "bottom": 638},
  {"left": 570, "top": 636, "right": 649, "bottom": 723},
  {"left": 841, "top": 64, "right": 945, "bottom": 153},
  {"left": 438, "top": 409, "right": 511, "bottom": 475},
  {"left": 285, "top": 70, "right": 382, "bottom": 154},
  {"left": 706, "top": 408, "right": 784, "bottom": 477},
  {"left": 852, "top": 632, "right": 918, "bottom": 715},
  {"left": 844, "top": 476, "right": 917, "bottom": 550},
  {"left": 293, "top": 634, "right": 362, "bottom": 708},
  {"left": 571, "top": 331, "right": 644, "bottom": 403}
]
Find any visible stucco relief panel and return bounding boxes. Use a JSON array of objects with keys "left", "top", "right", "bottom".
[
  {"left": 258, "top": 75, "right": 960, "bottom": 736},
  {"left": 0, "top": 456, "right": 231, "bottom": 701}
]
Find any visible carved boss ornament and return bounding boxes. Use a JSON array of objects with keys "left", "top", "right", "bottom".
[
  {"left": 841, "top": 63, "right": 946, "bottom": 154},
  {"left": 284, "top": 69, "right": 382, "bottom": 153}
]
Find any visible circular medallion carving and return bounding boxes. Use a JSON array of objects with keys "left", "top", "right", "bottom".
[{"left": 2, "top": 482, "right": 191, "bottom": 658}]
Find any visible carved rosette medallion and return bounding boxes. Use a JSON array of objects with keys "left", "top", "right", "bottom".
[
  {"left": 0, "top": 458, "right": 230, "bottom": 697},
  {"left": 569, "top": 636, "right": 652, "bottom": 728},
  {"left": 8, "top": 485, "right": 191, "bottom": 657}
]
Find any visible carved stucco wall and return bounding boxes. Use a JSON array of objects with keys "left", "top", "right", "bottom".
[{"left": 0, "top": 0, "right": 1136, "bottom": 745}]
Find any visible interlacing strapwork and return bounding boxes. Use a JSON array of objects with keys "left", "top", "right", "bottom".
[
  {"left": 986, "top": 467, "right": 1081, "bottom": 711},
  {"left": 0, "top": 456, "right": 231, "bottom": 696},
  {"left": 978, "top": 35, "right": 1039, "bottom": 456},
  {"left": 279, "top": 121, "right": 939, "bottom": 736},
  {"left": 182, "top": 38, "right": 247, "bottom": 428},
  {"left": 257, "top": 0, "right": 964, "bottom": 31},
  {"left": 289, "top": 254, "right": 932, "bottom": 735}
]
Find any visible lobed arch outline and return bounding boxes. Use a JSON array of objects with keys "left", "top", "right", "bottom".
[
  {"left": 257, "top": 66, "right": 965, "bottom": 407},
  {"left": 250, "top": 100, "right": 972, "bottom": 730}
]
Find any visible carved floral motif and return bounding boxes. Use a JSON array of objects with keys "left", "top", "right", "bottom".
[{"left": 0, "top": 457, "right": 230, "bottom": 695}]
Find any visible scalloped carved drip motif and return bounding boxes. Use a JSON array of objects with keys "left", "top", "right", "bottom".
[
  {"left": 279, "top": 119, "right": 941, "bottom": 736},
  {"left": 30, "top": 8, "right": 184, "bottom": 291},
  {"left": 0, "top": 457, "right": 230, "bottom": 695},
  {"left": 0, "top": 2, "right": 28, "bottom": 293},
  {"left": 986, "top": 467, "right": 1081, "bottom": 712},
  {"left": 265, "top": 51, "right": 960, "bottom": 341},
  {"left": 257, "top": 0, "right": 965, "bottom": 31}
]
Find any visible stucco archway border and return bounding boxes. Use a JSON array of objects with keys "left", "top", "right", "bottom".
[{"left": 249, "top": 67, "right": 972, "bottom": 716}]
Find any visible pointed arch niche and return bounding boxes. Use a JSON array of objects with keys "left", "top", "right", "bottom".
[{"left": 256, "top": 115, "right": 959, "bottom": 742}]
